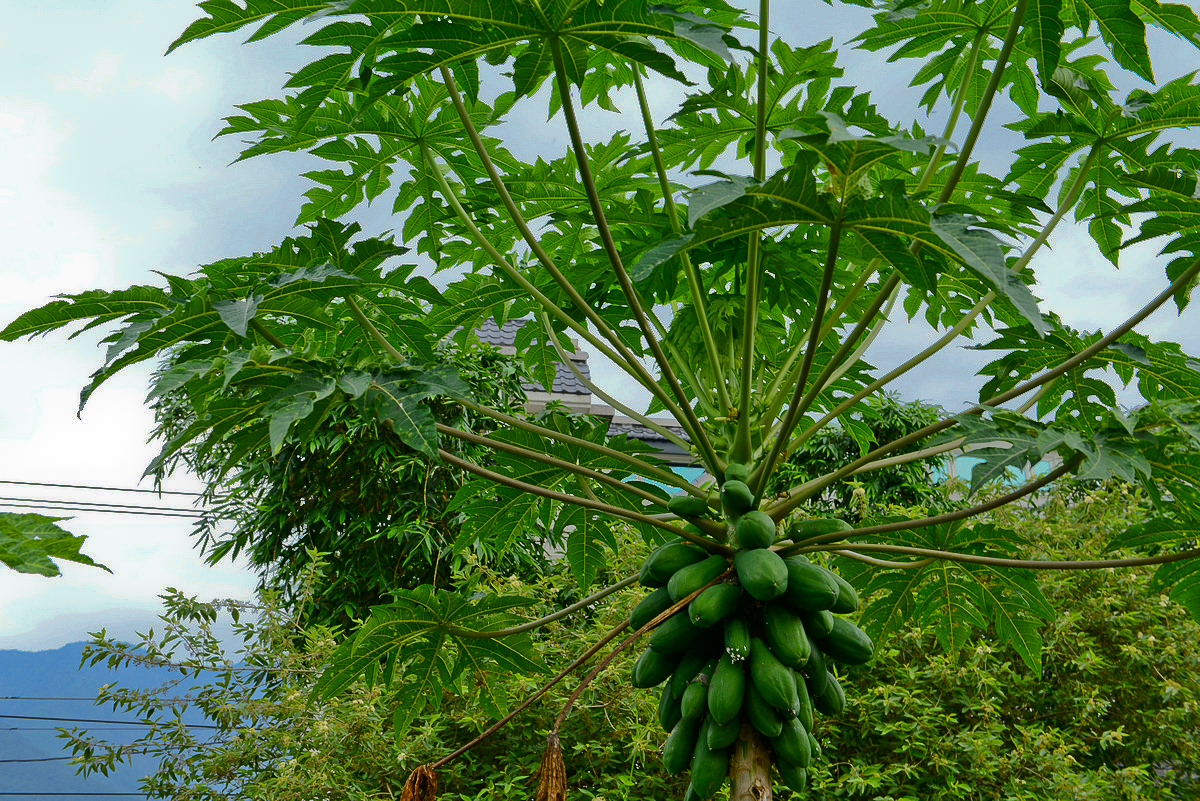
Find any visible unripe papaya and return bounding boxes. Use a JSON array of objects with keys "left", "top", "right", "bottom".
[
  {"left": 707, "top": 713, "right": 741, "bottom": 749},
  {"left": 743, "top": 680, "right": 783, "bottom": 737},
  {"left": 749, "top": 637, "right": 799, "bottom": 716},
  {"left": 776, "top": 759, "right": 808, "bottom": 793},
  {"left": 724, "top": 616, "right": 752, "bottom": 662},
  {"left": 815, "top": 616, "right": 874, "bottom": 665},
  {"left": 630, "top": 586, "right": 673, "bottom": 631},
  {"left": 659, "top": 681, "right": 682, "bottom": 732},
  {"left": 668, "top": 494, "right": 713, "bottom": 518},
  {"left": 707, "top": 653, "right": 745, "bottom": 725},
  {"left": 640, "top": 540, "right": 707, "bottom": 587},
  {"left": 669, "top": 554, "right": 729, "bottom": 602},
  {"left": 720, "top": 480, "right": 755, "bottom": 517},
  {"left": 800, "top": 608, "right": 835, "bottom": 637},
  {"left": 681, "top": 680, "right": 709, "bottom": 721},
  {"left": 771, "top": 717, "right": 812, "bottom": 767},
  {"left": 689, "top": 582, "right": 743, "bottom": 628},
  {"left": 813, "top": 671, "right": 846, "bottom": 715},
  {"left": 632, "top": 646, "right": 680, "bottom": 688},
  {"left": 690, "top": 719, "right": 731, "bottom": 798},
  {"left": 794, "top": 670, "right": 814, "bottom": 732},
  {"left": 790, "top": 517, "right": 852, "bottom": 540},
  {"left": 724, "top": 463, "right": 751, "bottom": 484},
  {"left": 824, "top": 566, "right": 860, "bottom": 613},
  {"left": 662, "top": 716, "right": 701, "bottom": 774},
  {"left": 671, "top": 649, "right": 711, "bottom": 699},
  {"left": 734, "top": 510, "right": 776, "bottom": 550},
  {"left": 801, "top": 639, "right": 828, "bottom": 697},
  {"left": 648, "top": 611, "right": 701, "bottom": 654},
  {"left": 781, "top": 558, "right": 839, "bottom": 611},
  {"left": 735, "top": 549, "right": 788, "bottom": 601},
  {"left": 762, "top": 604, "right": 811, "bottom": 667}
]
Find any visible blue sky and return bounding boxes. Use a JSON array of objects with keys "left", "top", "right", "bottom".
[{"left": 1, "top": 1, "right": 1199, "bottom": 651}]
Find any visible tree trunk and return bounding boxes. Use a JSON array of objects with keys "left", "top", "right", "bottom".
[{"left": 728, "top": 725, "right": 772, "bottom": 801}]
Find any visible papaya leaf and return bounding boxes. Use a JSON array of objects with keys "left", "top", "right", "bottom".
[{"left": 0, "top": 513, "right": 109, "bottom": 577}]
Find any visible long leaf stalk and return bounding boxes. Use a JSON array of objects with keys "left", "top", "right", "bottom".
[
  {"left": 757, "top": 0, "right": 1030, "bottom": 491},
  {"left": 538, "top": 312, "right": 692, "bottom": 449},
  {"left": 345, "top": 296, "right": 405, "bottom": 363},
  {"left": 429, "top": 617, "right": 631, "bottom": 770},
  {"left": 439, "top": 448, "right": 733, "bottom": 554},
  {"left": 639, "top": 299, "right": 724, "bottom": 419},
  {"left": 418, "top": 142, "right": 662, "bottom": 400},
  {"left": 436, "top": 424, "right": 668, "bottom": 508},
  {"left": 633, "top": 67, "right": 731, "bottom": 413},
  {"left": 784, "top": 143, "right": 1102, "bottom": 460},
  {"left": 549, "top": 39, "right": 722, "bottom": 475},
  {"left": 455, "top": 397, "right": 704, "bottom": 496},
  {"left": 755, "top": 219, "right": 845, "bottom": 496},
  {"left": 452, "top": 575, "right": 640, "bottom": 640},
  {"left": 839, "top": 552, "right": 936, "bottom": 569},
  {"left": 778, "top": 457, "right": 1080, "bottom": 556},
  {"left": 809, "top": 542, "right": 1200, "bottom": 572},
  {"left": 436, "top": 66, "right": 655, "bottom": 389},
  {"left": 912, "top": 29, "right": 986, "bottom": 196},
  {"left": 768, "top": 256, "right": 1200, "bottom": 519},
  {"left": 249, "top": 318, "right": 286, "bottom": 349},
  {"left": 731, "top": 0, "right": 773, "bottom": 467}
]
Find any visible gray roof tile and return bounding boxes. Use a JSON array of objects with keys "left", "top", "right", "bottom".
[{"left": 472, "top": 318, "right": 589, "bottom": 396}]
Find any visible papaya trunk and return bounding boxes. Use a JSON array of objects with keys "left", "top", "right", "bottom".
[{"left": 728, "top": 725, "right": 772, "bottom": 801}]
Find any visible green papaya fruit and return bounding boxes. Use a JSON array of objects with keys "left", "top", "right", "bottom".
[
  {"left": 781, "top": 558, "right": 839, "bottom": 611},
  {"left": 630, "top": 586, "right": 674, "bottom": 631},
  {"left": 776, "top": 759, "right": 808, "bottom": 793},
  {"left": 801, "top": 640, "right": 828, "bottom": 697},
  {"left": 724, "top": 463, "right": 751, "bottom": 484},
  {"left": 689, "top": 582, "right": 743, "bottom": 628},
  {"left": 659, "top": 681, "right": 682, "bottom": 732},
  {"left": 810, "top": 562, "right": 859, "bottom": 613},
  {"left": 632, "top": 646, "right": 680, "bottom": 688},
  {"left": 648, "top": 611, "right": 701, "bottom": 654},
  {"left": 734, "top": 510, "right": 776, "bottom": 550},
  {"left": 813, "top": 671, "right": 846, "bottom": 715},
  {"left": 723, "top": 616, "right": 752, "bottom": 662},
  {"left": 815, "top": 616, "right": 874, "bottom": 665},
  {"left": 807, "top": 730, "right": 821, "bottom": 759},
  {"left": 683, "top": 783, "right": 701, "bottom": 801},
  {"left": 671, "top": 649, "right": 712, "bottom": 699},
  {"left": 681, "top": 680, "right": 709, "bottom": 721},
  {"left": 640, "top": 539, "right": 707, "bottom": 587},
  {"left": 707, "top": 653, "right": 745, "bottom": 725},
  {"left": 771, "top": 717, "right": 812, "bottom": 767},
  {"left": 794, "top": 670, "right": 814, "bottom": 732},
  {"left": 669, "top": 554, "right": 729, "bottom": 602},
  {"left": 662, "top": 716, "right": 701, "bottom": 774},
  {"left": 720, "top": 480, "right": 756, "bottom": 517},
  {"left": 749, "top": 637, "right": 799, "bottom": 716},
  {"left": 789, "top": 517, "right": 852, "bottom": 540},
  {"left": 762, "top": 603, "right": 811, "bottom": 667},
  {"left": 800, "top": 608, "right": 835, "bottom": 637},
  {"left": 706, "top": 713, "right": 741, "bottom": 749},
  {"left": 735, "top": 549, "right": 789, "bottom": 601},
  {"left": 668, "top": 494, "right": 713, "bottom": 518},
  {"left": 743, "top": 680, "right": 783, "bottom": 738},
  {"left": 690, "top": 720, "right": 731, "bottom": 799}
]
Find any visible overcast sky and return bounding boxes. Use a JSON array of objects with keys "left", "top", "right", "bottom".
[{"left": 2, "top": 2, "right": 1198, "bottom": 651}]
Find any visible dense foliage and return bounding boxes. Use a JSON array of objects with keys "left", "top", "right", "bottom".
[
  {"left": 155, "top": 339, "right": 537, "bottom": 629},
  {"left": 9, "top": 0, "right": 1200, "bottom": 796},
  {"left": 65, "top": 486, "right": 1200, "bottom": 800}
]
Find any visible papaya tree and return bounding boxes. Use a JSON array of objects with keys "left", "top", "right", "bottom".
[{"left": 7, "top": 1, "right": 1200, "bottom": 799}]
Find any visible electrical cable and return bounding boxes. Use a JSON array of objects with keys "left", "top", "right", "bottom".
[
  {"left": 0, "top": 501, "right": 211, "bottom": 519},
  {"left": 0, "top": 479, "right": 202, "bottom": 497},
  {"left": 0, "top": 496, "right": 209, "bottom": 514},
  {"left": 0, "top": 714, "right": 218, "bottom": 729}
]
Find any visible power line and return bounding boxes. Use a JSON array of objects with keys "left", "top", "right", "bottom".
[
  {"left": 0, "top": 479, "right": 202, "bottom": 497},
  {"left": 0, "top": 757, "right": 77, "bottom": 763},
  {"left": 0, "top": 794, "right": 147, "bottom": 797},
  {"left": 3, "top": 727, "right": 150, "bottom": 732},
  {"left": 0, "top": 496, "right": 208, "bottom": 515},
  {"left": 1, "top": 697, "right": 99, "bottom": 701},
  {"left": 0, "top": 714, "right": 218, "bottom": 730},
  {"left": 0, "top": 501, "right": 211, "bottom": 519}
]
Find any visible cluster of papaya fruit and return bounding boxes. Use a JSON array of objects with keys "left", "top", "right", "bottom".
[{"left": 629, "top": 464, "right": 873, "bottom": 799}]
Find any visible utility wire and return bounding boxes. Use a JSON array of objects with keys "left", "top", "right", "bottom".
[
  {"left": 0, "top": 501, "right": 211, "bottom": 519},
  {"left": 0, "top": 479, "right": 202, "bottom": 497},
  {"left": 0, "top": 794, "right": 147, "bottom": 797},
  {"left": 0, "top": 496, "right": 209, "bottom": 514},
  {"left": 0, "top": 714, "right": 218, "bottom": 729},
  {"left": 1, "top": 697, "right": 101, "bottom": 701}
]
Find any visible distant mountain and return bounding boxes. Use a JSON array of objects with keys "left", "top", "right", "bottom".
[{"left": 0, "top": 643, "right": 187, "bottom": 800}]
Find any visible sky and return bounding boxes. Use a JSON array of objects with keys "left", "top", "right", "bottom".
[{"left": 1, "top": 2, "right": 1199, "bottom": 652}]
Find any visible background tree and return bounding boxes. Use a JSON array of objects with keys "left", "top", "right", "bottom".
[
  {"left": 9, "top": 0, "right": 1200, "bottom": 799},
  {"left": 64, "top": 483, "right": 1200, "bottom": 800}
]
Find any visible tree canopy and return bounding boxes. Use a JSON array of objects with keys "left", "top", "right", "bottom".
[{"left": 8, "top": 0, "right": 1200, "bottom": 798}]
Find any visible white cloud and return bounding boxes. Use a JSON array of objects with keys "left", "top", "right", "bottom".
[{"left": 48, "top": 52, "right": 124, "bottom": 96}]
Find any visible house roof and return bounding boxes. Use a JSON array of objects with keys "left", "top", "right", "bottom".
[{"left": 473, "top": 318, "right": 590, "bottom": 396}]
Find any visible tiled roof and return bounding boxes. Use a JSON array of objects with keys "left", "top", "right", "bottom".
[
  {"left": 472, "top": 318, "right": 590, "bottom": 396},
  {"left": 607, "top": 421, "right": 690, "bottom": 444}
]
